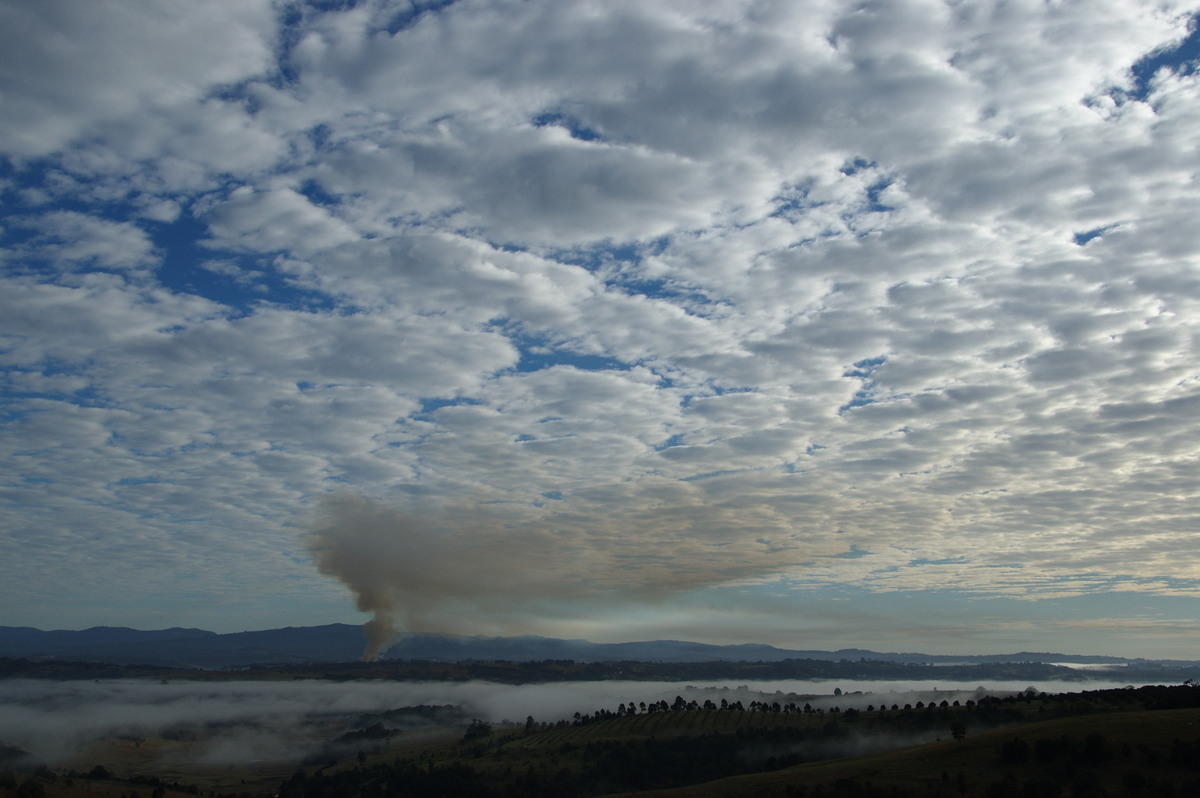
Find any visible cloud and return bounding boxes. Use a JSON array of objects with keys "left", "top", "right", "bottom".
[
  {"left": 14, "top": 211, "right": 158, "bottom": 272},
  {"left": 0, "top": 0, "right": 278, "bottom": 158},
  {"left": 1, "top": 0, "right": 1199, "bottom": 654}
]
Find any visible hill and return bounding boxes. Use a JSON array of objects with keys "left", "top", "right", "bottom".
[
  {"left": 1, "top": 625, "right": 1190, "bottom": 670},
  {"left": 0, "top": 624, "right": 365, "bottom": 668}
]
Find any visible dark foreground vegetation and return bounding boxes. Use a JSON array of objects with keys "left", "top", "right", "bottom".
[{"left": 4, "top": 683, "right": 1200, "bottom": 798}]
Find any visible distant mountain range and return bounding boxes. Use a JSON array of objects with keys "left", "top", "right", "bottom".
[
  {"left": 0, "top": 624, "right": 1181, "bottom": 670},
  {"left": 0, "top": 624, "right": 364, "bottom": 669}
]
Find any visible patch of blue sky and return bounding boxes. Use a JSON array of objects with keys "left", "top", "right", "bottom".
[
  {"left": 549, "top": 240, "right": 644, "bottom": 275},
  {"left": 271, "top": 4, "right": 317, "bottom": 87},
  {"left": 670, "top": 379, "right": 756, "bottom": 411},
  {"left": 515, "top": 347, "right": 629, "bottom": 374},
  {"left": 1072, "top": 224, "right": 1120, "bottom": 246},
  {"left": 838, "top": 355, "right": 886, "bottom": 414},
  {"left": 844, "top": 355, "right": 886, "bottom": 379},
  {"left": 1, "top": 368, "right": 102, "bottom": 410},
  {"left": 296, "top": 177, "right": 341, "bottom": 208},
  {"left": 415, "top": 396, "right": 481, "bottom": 420},
  {"left": 621, "top": 276, "right": 728, "bottom": 316},
  {"left": 654, "top": 432, "right": 686, "bottom": 452},
  {"left": 153, "top": 216, "right": 337, "bottom": 315},
  {"left": 532, "top": 111, "right": 607, "bottom": 143},
  {"left": 300, "top": 0, "right": 364, "bottom": 14},
  {"left": 204, "top": 76, "right": 271, "bottom": 114},
  {"left": 768, "top": 179, "right": 820, "bottom": 220},
  {"left": 864, "top": 179, "right": 895, "bottom": 213},
  {"left": 2, "top": 161, "right": 333, "bottom": 314},
  {"left": 305, "top": 123, "right": 335, "bottom": 153},
  {"left": 380, "top": 0, "right": 462, "bottom": 35},
  {"left": 0, "top": 158, "right": 82, "bottom": 212},
  {"left": 1126, "top": 12, "right": 1200, "bottom": 101},
  {"left": 839, "top": 158, "right": 877, "bottom": 176},
  {"left": 707, "top": 383, "right": 757, "bottom": 396},
  {"left": 273, "top": 1, "right": 450, "bottom": 89},
  {"left": 549, "top": 238, "right": 730, "bottom": 319},
  {"left": 831, "top": 544, "right": 873, "bottom": 559},
  {"left": 555, "top": 237, "right": 687, "bottom": 285},
  {"left": 497, "top": 328, "right": 631, "bottom": 374},
  {"left": 1, "top": 164, "right": 103, "bottom": 276}
]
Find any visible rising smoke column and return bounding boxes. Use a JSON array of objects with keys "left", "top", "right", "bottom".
[
  {"left": 308, "top": 494, "right": 446, "bottom": 660},
  {"left": 307, "top": 496, "right": 393, "bottom": 661},
  {"left": 307, "top": 493, "right": 586, "bottom": 660}
]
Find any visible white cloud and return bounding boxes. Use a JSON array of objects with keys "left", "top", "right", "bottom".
[
  {"left": 0, "top": 0, "right": 278, "bottom": 158},
  {"left": 203, "top": 186, "right": 360, "bottom": 253},
  {"left": 2, "top": 0, "right": 1200, "bottom": 653},
  {"left": 16, "top": 211, "right": 158, "bottom": 272}
]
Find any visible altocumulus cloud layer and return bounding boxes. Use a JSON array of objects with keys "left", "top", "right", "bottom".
[{"left": 2, "top": 0, "right": 1200, "bottom": 657}]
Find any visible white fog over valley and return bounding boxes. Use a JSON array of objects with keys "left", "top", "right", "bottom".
[{"left": 0, "top": 676, "right": 1154, "bottom": 766}]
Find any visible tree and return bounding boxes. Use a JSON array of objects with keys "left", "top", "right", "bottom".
[
  {"left": 462, "top": 719, "right": 491, "bottom": 741},
  {"left": 951, "top": 722, "right": 967, "bottom": 742}
]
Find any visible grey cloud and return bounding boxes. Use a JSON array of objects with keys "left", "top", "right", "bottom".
[
  {"left": 0, "top": 0, "right": 278, "bottom": 157},
  {"left": 204, "top": 187, "right": 360, "bottom": 253},
  {"left": 17, "top": 211, "right": 158, "bottom": 272}
]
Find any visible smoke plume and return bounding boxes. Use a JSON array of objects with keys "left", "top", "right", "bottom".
[
  {"left": 307, "top": 493, "right": 804, "bottom": 660},
  {"left": 308, "top": 494, "right": 591, "bottom": 660}
]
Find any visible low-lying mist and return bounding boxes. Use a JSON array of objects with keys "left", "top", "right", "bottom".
[
  {"left": 0, "top": 679, "right": 458, "bottom": 766},
  {"left": 0, "top": 676, "right": 1142, "bottom": 768}
]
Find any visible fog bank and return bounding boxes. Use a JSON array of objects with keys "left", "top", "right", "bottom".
[{"left": 0, "top": 676, "right": 1151, "bottom": 766}]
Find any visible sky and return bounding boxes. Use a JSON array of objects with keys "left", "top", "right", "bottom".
[{"left": 2, "top": 0, "right": 1200, "bottom": 660}]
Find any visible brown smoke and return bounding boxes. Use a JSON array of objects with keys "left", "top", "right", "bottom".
[
  {"left": 307, "top": 492, "right": 808, "bottom": 660},
  {"left": 307, "top": 494, "right": 590, "bottom": 660}
]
